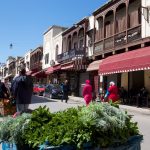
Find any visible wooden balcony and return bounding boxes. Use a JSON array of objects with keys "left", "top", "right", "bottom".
[
  {"left": 57, "top": 49, "right": 85, "bottom": 63},
  {"left": 30, "top": 62, "right": 42, "bottom": 70},
  {"left": 94, "top": 25, "right": 141, "bottom": 55}
]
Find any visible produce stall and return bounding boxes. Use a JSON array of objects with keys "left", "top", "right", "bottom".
[{"left": 0, "top": 103, "right": 143, "bottom": 150}]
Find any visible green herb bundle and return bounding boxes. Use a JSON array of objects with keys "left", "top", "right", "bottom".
[
  {"left": 24, "top": 106, "right": 53, "bottom": 148},
  {"left": 24, "top": 103, "right": 140, "bottom": 149},
  {"left": 0, "top": 113, "right": 31, "bottom": 146}
]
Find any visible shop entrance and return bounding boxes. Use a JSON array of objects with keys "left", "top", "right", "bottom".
[{"left": 129, "top": 71, "right": 144, "bottom": 93}]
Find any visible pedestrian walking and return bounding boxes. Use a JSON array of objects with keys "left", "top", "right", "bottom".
[
  {"left": 11, "top": 68, "right": 33, "bottom": 113},
  {"left": 82, "top": 80, "right": 92, "bottom": 106},
  {"left": 108, "top": 81, "right": 119, "bottom": 102},
  {"left": 61, "top": 80, "right": 70, "bottom": 103}
]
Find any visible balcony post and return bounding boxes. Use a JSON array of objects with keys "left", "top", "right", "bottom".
[{"left": 126, "top": 0, "right": 129, "bottom": 45}]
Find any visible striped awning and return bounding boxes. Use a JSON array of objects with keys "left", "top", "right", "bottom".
[
  {"left": 61, "top": 59, "right": 87, "bottom": 71},
  {"left": 87, "top": 60, "right": 102, "bottom": 71},
  {"left": 53, "top": 64, "right": 61, "bottom": 71},
  {"left": 26, "top": 70, "right": 33, "bottom": 75},
  {"left": 32, "top": 70, "right": 47, "bottom": 78},
  {"left": 99, "top": 46, "right": 150, "bottom": 75},
  {"left": 61, "top": 61, "right": 74, "bottom": 70},
  {"left": 45, "top": 67, "right": 53, "bottom": 74}
]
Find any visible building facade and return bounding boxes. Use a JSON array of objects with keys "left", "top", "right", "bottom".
[
  {"left": 57, "top": 18, "right": 88, "bottom": 96},
  {"left": 42, "top": 25, "right": 67, "bottom": 84},
  {"left": 30, "top": 46, "right": 43, "bottom": 83},
  {"left": 91, "top": 0, "right": 150, "bottom": 98}
]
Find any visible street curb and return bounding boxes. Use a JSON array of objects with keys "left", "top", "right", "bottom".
[
  {"left": 68, "top": 96, "right": 150, "bottom": 115},
  {"left": 119, "top": 105, "right": 150, "bottom": 115}
]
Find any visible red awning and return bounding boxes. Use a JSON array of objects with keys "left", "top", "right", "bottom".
[
  {"left": 26, "top": 71, "right": 33, "bottom": 75},
  {"left": 32, "top": 71, "right": 39, "bottom": 77},
  {"left": 99, "top": 47, "right": 150, "bottom": 75},
  {"left": 32, "top": 70, "right": 47, "bottom": 78},
  {"left": 87, "top": 60, "right": 102, "bottom": 71},
  {"left": 61, "top": 59, "right": 87, "bottom": 70},
  {"left": 45, "top": 67, "right": 53, "bottom": 74},
  {"left": 53, "top": 64, "right": 61, "bottom": 71},
  {"left": 61, "top": 61, "right": 74, "bottom": 70}
]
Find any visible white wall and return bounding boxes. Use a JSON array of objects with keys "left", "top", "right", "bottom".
[
  {"left": 24, "top": 51, "right": 31, "bottom": 71},
  {"left": 53, "top": 32, "right": 63, "bottom": 63},
  {"left": 42, "top": 26, "right": 67, "bottom": 69},
  {"left": 87, "top": 16, "right": 94, "bottom": 31},
  {"left": 86, "top": 16, "right": 94, "bottom": 57},
  {"left": 142, "top": 0, "right": 150, "bottom": 38},
  {"left": 43, "top": 29, "right": 53, "bottom": 69}
]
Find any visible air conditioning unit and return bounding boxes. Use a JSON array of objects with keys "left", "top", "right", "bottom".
[
  {"left": 88, "top": 39, "right": 93, "bottom": 47},
  {"left": 50, "top": 60, "right": 55, "bottom": 66}
]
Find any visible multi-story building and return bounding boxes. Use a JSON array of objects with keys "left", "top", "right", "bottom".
[
  {"left": 24, "top": 50, "right": 32, "bottom": 74},
  {"left": 86, "top": 15, "right": 101, "bottom": 98},
  {"left": 4, "top": 56, "right": 16, "bottom": 81},
  {"left": 57, "top": 18, "right": 88, "bottom": 96},
  {"left": 1, "top": 64, "right": 7, "bottom": 80},
  {"left": 0, "top": 63, "right": 5, "bottom": 81},
  {"left": 42, "top": 25, "right": 67, "bottom": 84},
  {"left": 15, "top": 56, "right": 23, "bottom": 76},
  {"left": 91, "top": 0, "right": 150, "bottom": 97},
  {"left": 30, "top": 46, "right": 43, "bottom": 83}
]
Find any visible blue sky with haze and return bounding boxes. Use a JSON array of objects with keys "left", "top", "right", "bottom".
[{"left": 0, "top": 0, "right": 107, "bottom": 63}]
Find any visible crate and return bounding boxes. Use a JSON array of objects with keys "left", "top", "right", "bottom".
[
  {"left": 0, "top": 99, "right": 16, "bottom": 116},
  {"left": 2, "top": 142, "right": 17, "bottom": 150}
]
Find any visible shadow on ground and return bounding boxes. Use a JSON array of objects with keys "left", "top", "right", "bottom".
[{"left": 31, "top": 96, "right": 57, "bottom": 103}]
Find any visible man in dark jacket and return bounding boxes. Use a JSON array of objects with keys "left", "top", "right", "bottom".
[
  {"left": 11, "top": 68, "right": 33, "bottom": 113},
  {"left": 61, "top": 80, "right": 70, "bottom": 103}
]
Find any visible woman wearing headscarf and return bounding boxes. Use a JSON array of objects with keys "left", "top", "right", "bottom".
[
  {"left": 108, "top": 81, "right": 119, "bottom": 102},
  {"left": 82, "top": 80, "right": 92, "bottom": 106}
]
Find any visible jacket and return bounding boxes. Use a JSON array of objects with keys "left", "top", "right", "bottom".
[
  {"left": 82, "top": 83, "right": 92, "bottom": 104},
  {"left": 11, "top": 75, "right": 33, "bottom": 104},
  {"left": 108, "top": 85, "right": 119, "bottom": 102}
]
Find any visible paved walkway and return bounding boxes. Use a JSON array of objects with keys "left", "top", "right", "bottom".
[{"left": 69, "top": 96, "right": 150, "bottom": 115}]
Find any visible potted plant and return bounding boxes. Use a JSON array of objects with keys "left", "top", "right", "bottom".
[{"left": 24, "top": 103, "right": 142, "bottom": 150}]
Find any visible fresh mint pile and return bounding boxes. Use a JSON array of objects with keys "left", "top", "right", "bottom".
[
  {"left": 24, "top": 103, "right": 139, "bottom": 149},
  {"left": 0, "top": 103, "right": 140, "bottom": 149}
]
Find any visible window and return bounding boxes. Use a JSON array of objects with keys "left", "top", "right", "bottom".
[
  {"left": 79, "top": 39, "right": 84, "bottom": 50},
  {"left": 68, "top": 41, "right": 71, "bottom": 50},
  {"left": 45, "top": 53, "right": 49, "bottom": 64},
  {"left": 74, "top": 42, "right": 78, "bottom": 50},
  {"left": 55, "top": 45, "right": 59, "bottom": 60}
]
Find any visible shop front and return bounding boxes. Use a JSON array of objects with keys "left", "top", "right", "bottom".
[
  {"left": 60, "top": 59, "right": 87, "bottom": 96},
  {"left": 86, "top": 60, "right": 102, "bottom": 98},
  {"left": 99, "top": 46, "right": 150, "bottom": 106}
]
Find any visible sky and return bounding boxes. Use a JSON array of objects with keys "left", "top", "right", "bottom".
[{"left": 0, "top": 0, "right": 108, "bottom": 63}]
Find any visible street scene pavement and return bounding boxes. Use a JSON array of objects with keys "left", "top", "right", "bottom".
[{"left": 0, "top": 95, "right": 150, "bottom": 150}]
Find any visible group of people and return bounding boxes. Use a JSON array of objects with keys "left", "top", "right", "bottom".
[
  {"left": 82, "top": 80, "right": 120, "bottom": 106},
  {"left": 3, "top": 68, "right": 143, "bottom": 113}
]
